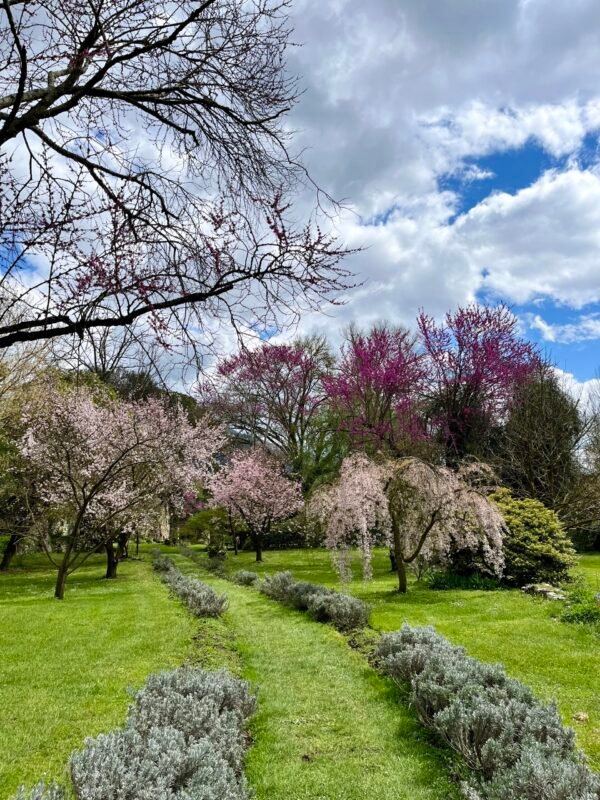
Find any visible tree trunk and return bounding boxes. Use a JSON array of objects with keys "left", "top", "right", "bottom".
[
  {"left": 254, "top": 532, "right": 263, "bottom": 562},
  {"left": 397, "top": 558, "right": 408, "bottom": 593},
  {"left": 392, "top": 518, "right": 407, "bottom": 593},
  {"left": 54, "top": 556, "right": 70, "bottom": 600},
  {"left": 105, "top": 542, "right": 118, "bottom": 579},
  {"left": 388, "top": 547, "right": 397, "bottom": 573},
  {"left": 0, "top": 533, "right": 20, "bottom": 571},
  {"left": 117, "top": 532, "right": 129, "bottom": 560}
]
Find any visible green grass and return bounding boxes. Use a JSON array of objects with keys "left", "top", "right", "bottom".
[
  {"left": 173, "top": 554, "right": 458, "bottom": 800},
  {"left": 0, "top": 554, "right": 196, "bottom": 797},
  {"left": 210, "top": 547, "right": 600, "bottom": 770}
]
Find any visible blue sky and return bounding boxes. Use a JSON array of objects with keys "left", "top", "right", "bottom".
[{"left": 282, "top": 0, "right": 600, "bottom": 391}]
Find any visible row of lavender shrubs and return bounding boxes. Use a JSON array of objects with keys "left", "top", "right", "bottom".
[
  {"left": 13, "top": 668, "right": 255, "bottom": 800},
  {"left": 153, "top": 551, "right": 228, "bottom": 617},
  {"left": 257, "top": 570, "right": 370, "bottom": 632},
  {"left": 376, "top": 625, "right": 600, "bottom": 800}
]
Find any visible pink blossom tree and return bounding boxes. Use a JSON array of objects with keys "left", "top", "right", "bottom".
[
  {"left": 209, "top": 448, "right": 303, "bottom": 561},
  {"left": 201, "top": 336, "right": 339, "bottom": 487},
  {"left": 19, "top": 385, "right": 224, "bottom": 598},
  {"left": 310, "top": 453, "right": 505, "bottom": 593},
  {"left": 418, "top": 305, "right": 540, "bottom": 465},
  {"left": 323, "top": 324, "right": 427, "bottom": 454}
]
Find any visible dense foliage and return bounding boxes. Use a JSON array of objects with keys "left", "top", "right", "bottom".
[
  {"left": 377, "top": 625, "right": 600, "bottom": 800},
  {"left": 491, "top": 489, "right": 576, "bottom": 585}
]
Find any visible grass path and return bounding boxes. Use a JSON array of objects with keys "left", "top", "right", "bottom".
[
  {"left": 211, "top": 548, "right": 600, "bottom": 770},
  {"left": 175, "top": 556, "right": 458, "bottom": 800}
]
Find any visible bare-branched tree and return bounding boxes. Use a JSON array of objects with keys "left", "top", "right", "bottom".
[{"left": 0, "top": 0, "right": 354, "bottom": 359}]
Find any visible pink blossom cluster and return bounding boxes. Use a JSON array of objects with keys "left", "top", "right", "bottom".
[
  {"left": 209, "top": 448, "right": 303, "bottom": 534},
  {"left": 20, "top": 385, "right": 224, "bottom": 541}
]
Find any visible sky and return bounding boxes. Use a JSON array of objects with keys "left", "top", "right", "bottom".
[{"left": 277, "top": 0, "right": 600, "bottom": 393}]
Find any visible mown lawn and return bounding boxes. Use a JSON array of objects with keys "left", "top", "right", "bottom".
[
  {"left": 0, "top": 554, "right": 196, "bottom": 797},
  {"left": 173, "top": 554, "right": 459, "bottom": 800},
  {"left": 210, "top": 547, "right": 600, "bottom": 770}
]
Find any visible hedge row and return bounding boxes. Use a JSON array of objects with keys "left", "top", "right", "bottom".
[
  {"left": 153, "top": 552, "right": 229, "bottom": 617},
  {"left": 13, "top": 668, "right": 256, "bottom": 800},
  {"left": 377, "top": 625, "right": 600, "bottom": 800},
  {"left": 259, "top": 570, "right": 370, "bottom": 632}
]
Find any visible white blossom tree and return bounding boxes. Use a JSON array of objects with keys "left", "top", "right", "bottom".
[{"left": 310, "top": 453, "right": 506, "bottom": 592}]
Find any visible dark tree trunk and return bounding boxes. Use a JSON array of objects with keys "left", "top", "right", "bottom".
[
  {"left": 105, "top": 542, "right": 118, "bottom": 579},
  {"left": 0, "top": 533, "right": 20, "bottom": 571},
  {"left": 117, "top": 532, "right": 129, "bottom": 560},
  {"left": 388, "top": 547, "right": 397, "bottom": 573},
  {"left": 253, "top": 532, "right": 263, "bottom": 562},
  {"left": 54, "top": 554, "right": 70, "bottom": 600},
  {"left": 392, "top": 519, "right": 407, "bottom": 593}
]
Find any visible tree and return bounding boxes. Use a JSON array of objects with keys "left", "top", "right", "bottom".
[
  {"left": 203, "top": 336, "right": 342, "bottom": 487},
  {"left": 19, "top": 384, "right": 224, "bottom": 598},
  {"left": 324, "top": 324, "right": 428, "bottom": 455},
  {"left": 209, "top": 448, "right": 303, "bottom": 561},
  {"left": 418, "top": 305, "right": 539, "bottom": 465},
  {"left": 0, "top": 1, "right": 353, "bottom": 357},
  {"left": 498, "top": 366, "right": 586, "bottom": 520},
  {"left": 310, "top": 453, "right": 505, "bottom": 593}
]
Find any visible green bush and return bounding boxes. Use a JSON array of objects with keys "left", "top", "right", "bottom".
[
  {"left": 490, "top": 489, "right": 576, "bottom": 585},
  {"left": 427, "top": 570, "right": 503, "bottom": 591},
  {"left": 560, "top": 581, "right": 600, "bottom": 626}
]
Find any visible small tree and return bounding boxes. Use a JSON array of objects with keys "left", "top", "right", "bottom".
[
  {"left": 209, "top": 449, "right": 303, "bottom": 561},
  {"left": 19, "top": 385, "right": 223, "bottom": 598},
  {"left": 310, "top": 453, "right": 505, "bottom": 592}
]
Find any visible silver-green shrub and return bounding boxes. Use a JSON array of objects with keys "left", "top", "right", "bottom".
[
  {"left": 259, "top": 571, "right": 369, "bottom": 631},
  {"left": 160, "top": 565, "right": 229, "bottom": 617},
  {"left": 232, "top": 570, "right": 259, "bottom": 586},
  {"left": 152, "top": 552, "right": 175, "bottom": 573},
  {"left": 376, "top": 625, "right": 600, "bottom": 800},
  {"left": 11, "top": 784, "right": 65, "bottom": 800},
  {"left": 259, "top": 570, "right": 295, "bottom": 601},
  {"left": 306, "top": 591, "right": 370, "bottom": 632},
  {"left": 70, "top": 668, "right": 254, "bottom": 800}
]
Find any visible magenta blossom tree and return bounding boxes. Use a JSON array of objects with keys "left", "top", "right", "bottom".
[
  {"left": 209, "top": 448, "right": 303, "bottom": 561},
  {"left": 201, "top": 336, "right": 339, "bottom": 486},
  {"left": 324, "top": 324, "right": 427, "bottom": 454},
  {"left": 418, "top": 305, "right": 540, "bottom": 465},
  {"left": 20, "top": 385, "right": 224, "bottom": 598},
  {"left": 310, "top": 453, "right": 505, "bottom": 593}
]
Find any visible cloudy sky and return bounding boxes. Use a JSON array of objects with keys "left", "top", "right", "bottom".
[{"left": 280, "top": 0, "right": 600, "bottom": 388}]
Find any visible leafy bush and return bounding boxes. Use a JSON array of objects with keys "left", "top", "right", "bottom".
[
  {"left": 376, "top": 624, "right": 599, "bottom": 800},
  {"left": 560, "top": 581, "right": 600, "bottom": 626},
  {"left": 71, "top": 667, "right": 254, "bottom": 800},
  {"left": 11, "top": 784, "right": 65, "bottom": 800},
  {"left": 232, "top": 570, "right": 259, "bottom": 586},
  {"left": 306, "top": 591, "right": 370, "bottom": 632},
  {"left": 427, "top": 570, "right": 503, "bottom": 591},
  {"left": 259, "top": 571, "right": 369, "bottom": 631},
  {"left": 205, "top": 556, "right": 228, "bottom": 577},
  {"left": 491, "top": 489, "right": 576, "bottom": 585}
]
